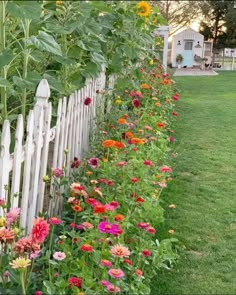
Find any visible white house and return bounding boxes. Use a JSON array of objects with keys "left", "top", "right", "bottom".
[{"left": 171, "top": 28, "right": 213, "bottom": 68}]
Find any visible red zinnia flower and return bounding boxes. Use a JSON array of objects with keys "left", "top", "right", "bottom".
[
  {"left": 132, "top": 99, "right": 141, "bottom": 108},
  {"left": 68, "top": 277, "right": 82, "bottom": 289},
  {"left": 94, "top": 204, "right": 106, "bottom": 214},
  {"left": 135, "top": 269, "right": 143, "bottom": 276},
  {"left": 157, "top": 122, "right": 165, "bottom": 128},
  {"left": 131, "top": 177, "right": 139, "bottom": 183},
  {"left": 142, "top": 249, "right": 151, "bottom": 256},
  {"left": 80, "top": 244, "right": 93, "bottom": 252},
  {"left": 84, "top": 97, "right": 92, "bottom": 105},
  {"left": 172, "top": 111, "right": 178, "bottom": 117},
  {"left": 123, "top": 259, "right": 133, "bottom": 266}
]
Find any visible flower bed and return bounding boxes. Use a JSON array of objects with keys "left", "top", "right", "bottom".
[{"left": 0, "top": 60, "right": 180, "bottom": 295}]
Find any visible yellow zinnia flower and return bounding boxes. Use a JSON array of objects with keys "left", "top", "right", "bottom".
[
  {"left": 56, "top": 0, "right": 62, "bottom": 6},
  {"left": 10, "top": 257, "right": 31, "bottom": 269},
  {"left": 0, "top": 217, "right": 6, "bottom": 227},
  {"left": 137, "top": 1, "right": 151, "bottom": 17}
]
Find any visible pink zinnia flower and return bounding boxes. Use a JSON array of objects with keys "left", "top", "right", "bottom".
[
  {"left": 0, "top": 199, "right": 6, "bottom": 207},
  {"left": 6, "top": 208, "right": 21, "bottom": 226},
  {"left": 88, "top": 157, "right": 100, "bottom": 169},
  {"left": 14, "top": 236, "right": 40, "bottom": 254},
  {"left": 84, "top": 97, "right": 92, "bottom": 106},
  {"left": 31, "top": 217, "right": 50, "bottom": 244},
  {"left": 144, "top": 125, "right": 152, "bottom": 131},
  {"left": 108, "top": 269, "right": 125, "bottom": 279},
  {"left": 116, "top": 161, "right": 127, "bottom": 167},
  {"left": 34, "top": 291, "right": 43, "bottom": 295},
  {"left": 100, "top": 280, "right": 111, "bottom": 287},
  {"left": 146, "top": 226, "right": 156, "bottom": 234},
  {"left": 51, "top": 168, "right": 64, "bottom": 178},
  {"left": 143, "top": 160, "right": 154, "bottom": 166},
  {"left": 142, "top": 249, "right": 151, "bottom": 256},
  {"left": 82, "top": 221, "right": 94, "bottom": 229},
  {"left": 105, "top": 201, "right": 119, "bottom": 211},
  {"left": 100, "top": 259, "right": 112, "bottom": 268},
  {"left": 53, "top": 251, "right": 66, "bottom": 261},
  {"left": 169, "top": 136, "right": 175, "bottom": 142},
  {"left": 80, "top": 244, "right": 93, "bottom": 252},
  {"left": 137, "top": 222, "right": 149, "bottom": 229},
  {"left": 172, "top": 94, "right": 179, "bottom": 101},
  {"left": 98, "top": 221, "right": 122, "bottom": 236},
  {"left": 110, "top": 244, "right": 130, "bottom": 258},
  {"left": 159, "top": 166, "right": 172, "bottom": 173},
  {"left": 49, "top": 217, "right": 61, "bottom": 225},
  {"left": 107, "top": 285, "right": 121, "bottom": 293},
  {"left": 157, "top": 182, "right": 167, "bottom": 188}
]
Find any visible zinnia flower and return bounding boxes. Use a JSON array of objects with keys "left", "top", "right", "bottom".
[
  {"left": 6, "top": 208, "right": 20, "bottom": 226},
  {"left": 84, "top": 97, "right": 92, "bottom": 105},
  {"left": 14, "top": 236, "right": 40, "bottom": 254},
  {"left": 107, "top": 285, "right": 121, "bottom": 293},
  {"left": 116, "top": 161, "right": 127, "bottom": 167},
  {"left": 71, "top": 157, "right": 80, "bottom": 168},
  {"left": 102, "top": 140, "right": 116, "bottom": 148},
  {"left": 51, "top": 168, "right": 64, "bottom": 178},
  {"left": 113, "top": 141, "right": 125, "bottom": 149},
  {"left": 142, "top": 249, "right": 151, "bottom": 256},
  {"left": 131, "top": 177, "right": 139, "bottom": 183},
  {"left": 137, "top": 1, "right": 151, "bottom": 17},
  {"left": 159, "top": 166, "right": 172, "bottom": 173},
  {"left": 117, "top": 118, "right": 127, "bottom": 124},
  {"left": 88, "top": 157, "right": 100, "bottom": 169},
  {"left": 100, "top": 280, "right": 111, "bottom": 287},
  {"left": 135, "top": 269, "right": 143, "bottom": 276},
  {"left": 31, "top": 217, "right": 50, "bottom": 244},
  {"left": 143, "top": 160, "right": 154, "bottom": 166},
  {"left": 34, "top": 291, "right": 43, "bottom": 295},
  {"left": 94, "top": 204, "right": 106, "bottom": 214},
  {"left": 80, "top": 244, "right": 93, "bottom": 252},
  {"left": 100, "top": 259, "right": 112, "bottom": 268},
  {"left": 10, "top": 257, "right": 31, "bottom": 269},
  {"left": 108, "top": 268, "right": 125, "bottom": 279},
  {"left": 123, "top": 259, "right": 133, "bottom": 266},
  {"left": 49, "top": 217, "right": 61, "bottom": 225},
  {"left": 114, "top": 214, "right": 125, "bottom": 222},
  {"left": 68, "top": 277, "right": 82, "bottom": 289},
  {"left": 98, "top": 221, "right": 122, "bottom": 236},
  {"left": 0, "top": 228, "right": 15, "bottom": 244},
  {"left": 132, "top": 99, "right": 141, "bottom": 108},
  {"left": 53, "top": 251, "right": 66, "bottom": 261},
  {"left": 110, "top": 244, "right": 130, "bottom": 258},
  {"left": 70, "top": 182, "right": 86, "bottom": 195},
  {"left": 157, "top": 122, "right": 165, "bottom": 128}
]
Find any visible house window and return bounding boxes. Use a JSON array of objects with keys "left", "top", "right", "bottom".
[{"left": 184, "top": 41, "right": 193, "bottom": 50}]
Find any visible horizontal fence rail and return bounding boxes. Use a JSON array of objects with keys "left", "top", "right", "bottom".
[{"left": 0, "top": 69, "right": 112, "bottom": 233}]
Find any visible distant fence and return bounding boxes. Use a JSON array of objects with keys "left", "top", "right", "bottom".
[{"left": 0, "top": 69, "right": 116, "bottom": 233}]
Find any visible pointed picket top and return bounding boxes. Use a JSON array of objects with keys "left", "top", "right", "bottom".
[{"left": 35, "top": 79, "right": 50, "bottom": 106}]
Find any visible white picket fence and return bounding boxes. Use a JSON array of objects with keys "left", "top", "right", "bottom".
[{"left": 0, "top": 69, "right": 113, "bottom": 233}]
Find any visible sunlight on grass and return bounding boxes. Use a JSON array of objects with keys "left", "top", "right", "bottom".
[{"left": 152, "top": 71, "right": 236, "bottom": 295}]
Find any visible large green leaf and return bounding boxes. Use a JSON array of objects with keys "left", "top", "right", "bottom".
[
  {"left": 80, "top": 62, "right": 99, "bottom": 78},
  {"left": 43, "top": 74, "right": 65, "bottom": 94},
  {"left": 25, "top": 31, "right": 62, "bottom": 56},
  {"left": 90, "top": 52, "right": 107, "bottom": 66},
  {"left": 6, "top": 1, "right": 42, "bottom": 20},
  {"left": 13, "top": 76, "right": 35, "bottom": 90},
  {"left": 0, "top": 49, "right": 14, "bottom": 69},
  {"left": 0, "top": 78, "right": 11, "bottom": 88}
]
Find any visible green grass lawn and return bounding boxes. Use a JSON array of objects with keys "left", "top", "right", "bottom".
[{"left": 152, "top": 71, "right": 236, "bottom": 294}]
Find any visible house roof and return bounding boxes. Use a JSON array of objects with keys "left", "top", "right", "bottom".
[{"left": 173, "top": 28, "right": 203, "bottom": 38}]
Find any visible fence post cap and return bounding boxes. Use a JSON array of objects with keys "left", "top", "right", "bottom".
[{"left": 35, "top": 79, "right": 50, "bottom": 105}]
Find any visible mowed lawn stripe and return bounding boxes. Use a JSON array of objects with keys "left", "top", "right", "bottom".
[{"left": 152, "top": 72, "right": 236, "bottom": 295}]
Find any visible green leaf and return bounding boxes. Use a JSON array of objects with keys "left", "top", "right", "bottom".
[
  {"left": 0, "top": 78, "right": 11, "bottom": 88},
  {"left": 43, "top": 280, "right": 55, "bottom": 295},
  {"left": 25, "top": 31, "right": 62, "bottom": 56},
  {"left": 13, "top": 76, "right": 35, "bottom": 90},
  {"left": 80, "top": 62, "right": 99, "bottom": 78},
  {"left": 0, "top": 49, "right": 14, "bottom": 69},
  {"left": 6, "top": 1, "right": 42, "bottom": 20},
  {"left": 43, "top": 74, "right": 65, "bottom": 94},
  {"left": 90, "top": 52, "right": 107, "bottom": 66}
]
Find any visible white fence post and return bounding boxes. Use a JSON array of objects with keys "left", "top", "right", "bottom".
[
  {"left": 0, "top": 120, "right": 11, "bottom": 213},
  {"left": 27, "top": 79, "right": 50, "bottom": 232}
]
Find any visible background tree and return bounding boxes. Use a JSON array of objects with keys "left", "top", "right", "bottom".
[{"left": 150, "top": 0, "right": 203, "bottom": 35}]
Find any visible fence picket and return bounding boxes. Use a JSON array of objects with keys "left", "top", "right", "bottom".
[
  {"left": 27, "top": 108, "right": 44, "bottom": 232},
  {"left": 0, "top": 121, "right": 11, "bottom": 208},
  {"left": 37, "top": 103, "right": 52, "bottom": 214},
  {"left": 58, "top": 97, "right": 67, "bottom": 168},
  {"left": 20, "top": 111, "right": 34, "bottom": 229},
  {"left": 11, "top": 115, "right": 24, "bottom": 208}
]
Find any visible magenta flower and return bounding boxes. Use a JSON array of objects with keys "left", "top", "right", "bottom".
[
  {"left": 108, "top": 268, "right": 125, "bottom": 279},
  {"left": 107, "top": 285, "right": 121, "bottom": 293},
  {"left": 100, "top": 259, "right": 112, "bottom": 268},
  {"left": 84, "top": 97, "right": 92, "bottom": 105},
  {"left": 100, "top": 280, "right": 111, "bottom": 287},
  {"left": 88, "top": 157, "right": 100, "bottom": 169},
  {"left": 49, "top": 217, "right": 61, "bottom": 225},
  {"left": 98, "top": 221, "right": 121, "bottom": 236},
  {"left": 143, "top": 160, "right": 154, "bottom": 166},
  {"left": 159, "top": 166, "right": 172, "bottom": 173}
]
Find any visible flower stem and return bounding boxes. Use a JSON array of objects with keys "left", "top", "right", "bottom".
[{"left": 20, "top": 271, "right": 26, "bottom": 295}]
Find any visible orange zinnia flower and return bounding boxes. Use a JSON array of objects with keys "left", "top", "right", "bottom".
[
  {"left": 130, "top": 138, "right": 145, "bottom": 145},
  {"left": 102, "top": 140, "right": 115, "bottom": 148},
  {"left": 117, "top": 118, "right": 127, "bottom": 125},
  {"left": 114, "top": 141, "right": 125, "bottom": 149},
  {"left": 72, "top": 205, "right": 83, "bottom": 212},
  {"left": 125, "top": 131, "right": 134, "bottom": 139},
  {"left": 114, "top": 214, "right": 125, "bottom": 222},
  {"left": 141, "top": 83, "right": 151, "bottom": 89}
]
